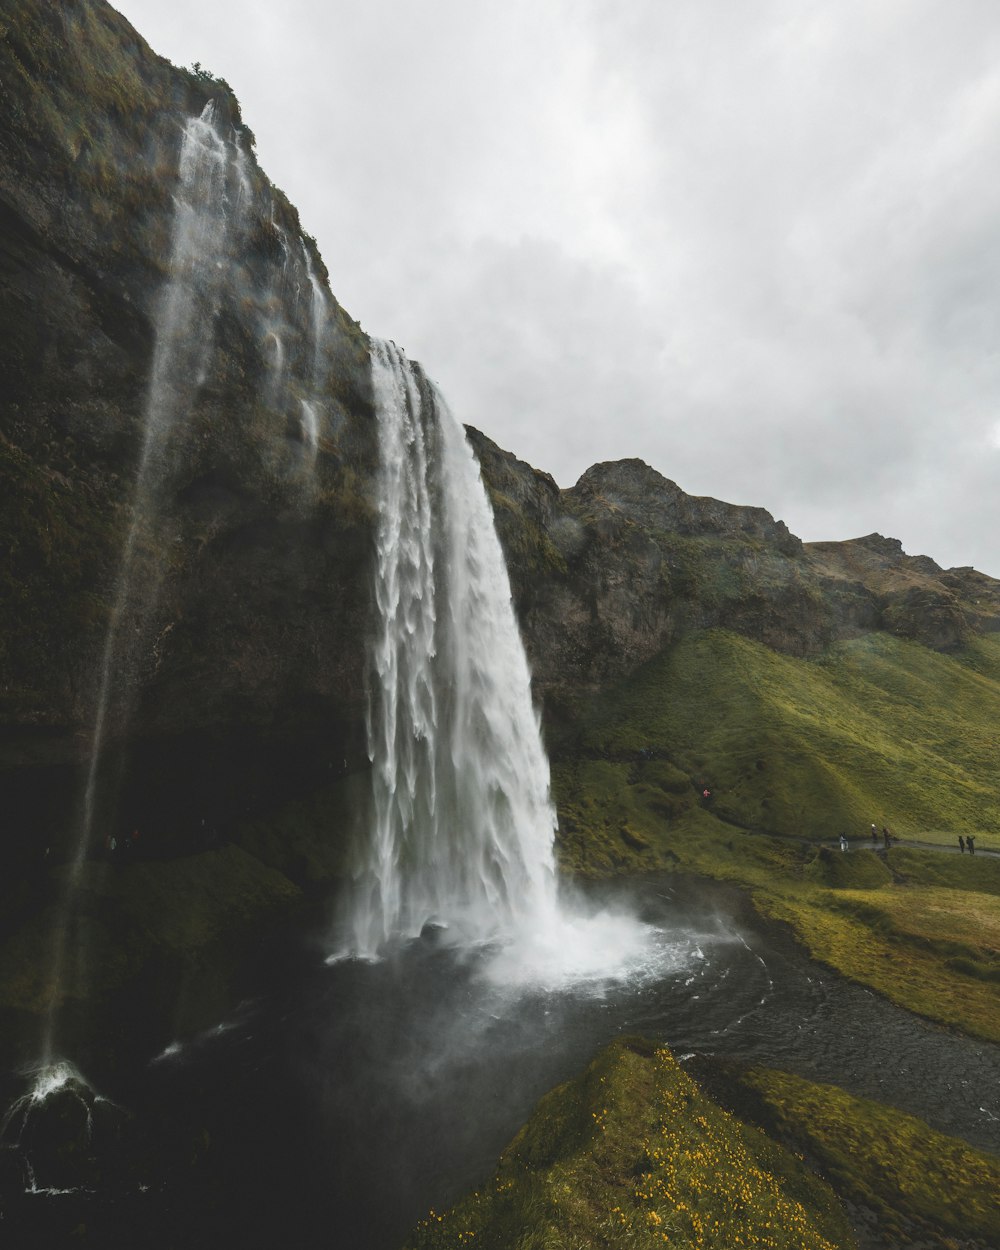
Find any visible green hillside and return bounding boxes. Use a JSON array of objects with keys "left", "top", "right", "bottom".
[
  {"left": 557, "top": 629, "right": 1000, "bottom": 843},
  {"left": 405, "top": 1038, "right": 856, "bottom": 1250},
  {"left": 551, "top": 629, "right": 1000, "bottom": 1040},
  {"left": 404, "top": 1038, "right": 1000, "bottom": 1250}
]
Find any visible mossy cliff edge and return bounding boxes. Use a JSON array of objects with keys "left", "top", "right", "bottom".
[{"left": 1, "top": 0, "right": 998, "bottom": 1072}]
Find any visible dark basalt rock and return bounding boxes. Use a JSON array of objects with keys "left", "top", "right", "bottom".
[{"left": 469, "top": 439, "right": 1000, "bottom": 693}]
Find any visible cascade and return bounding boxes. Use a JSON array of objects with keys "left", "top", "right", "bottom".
[
  {"left": 302, "top": 242, "right": 328, "bottom": 388},
  {"left": 41, "top": 101, "right": 238, "bottom": 1066},
  {"left": 298, "top": 244, "right": 328, "bottom": 468},
  {"left": 300, "top": 398, "right": 320, "bottom": 465},
  {"left": 347, "top": 340, "right": 560, "bottom": 955},
  {"left": 343, "top": 341, "right": 661, "bottom": 987}
]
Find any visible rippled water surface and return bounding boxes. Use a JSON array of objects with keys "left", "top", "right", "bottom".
[{"left": 4, "top": 876, "right": 999, "bottom": 1248}]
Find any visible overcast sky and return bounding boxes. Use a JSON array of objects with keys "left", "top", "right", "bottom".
[{"left": 111, "top": 0, "right": 1000, "bottom": 576}]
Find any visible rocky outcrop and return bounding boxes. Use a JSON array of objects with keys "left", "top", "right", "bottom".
[{"left": 470, "top": 436, "right": 1000, "bottom": 694}]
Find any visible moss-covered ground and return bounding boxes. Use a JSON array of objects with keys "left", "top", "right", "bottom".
[
  {"left": 549, "top": 629, "right": 1000, "bottom": 1041},
  {"left": 405, "top": 1038, "right": 856, "bottom": 1250},
  {"left": 706, "top": 1064, "right": 1000, "bottom": 1249},
  {"left": 405, "top": 1038, "right": 1000, "bottom": 1250}
]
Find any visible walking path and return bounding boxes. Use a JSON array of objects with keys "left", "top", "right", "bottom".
[{"left": 829, "top": 837, "right": 998, "bottom": 858}]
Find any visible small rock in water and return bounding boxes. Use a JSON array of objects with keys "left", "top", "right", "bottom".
[{"left": 419, "top": 920, "right": 449, "bottom": 945}]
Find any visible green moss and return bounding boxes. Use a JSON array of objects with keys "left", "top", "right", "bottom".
[
  {"left": 0, "top": 1, "right": 174, "bottom": 238},
  {"left": 889, "top": 846, "right": 1000, "bottom": 894},
  {"left": 404, "top": 1039, "right": 856, "bottom": 1250},
  {"left": 733, "top": 1066, "right": 1000, "bottom": 1248}
]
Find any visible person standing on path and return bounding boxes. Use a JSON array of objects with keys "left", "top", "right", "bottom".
[
  {"left": 968, "top": 835, "right": 976, "bottom": 855},
  {"left": 883, "top": 827, "right": 891, "bottom": 849},
  {"left": 959, "top": 835, "right": 966, "bottom": 854},
  {"left": 839, "top": 834, "right": 849, "bottom": 852}
]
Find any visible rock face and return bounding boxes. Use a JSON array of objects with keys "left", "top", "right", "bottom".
[
  {"left": 470, "top": 429, "right": 1000, "bottom": 693},
  {"left": 0, "top": 0, "right": 376, "bottom": 874}
]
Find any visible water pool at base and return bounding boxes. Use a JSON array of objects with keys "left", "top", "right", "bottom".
[{"left": 3, "top": 876, "right": 998, "bottom": 1248}]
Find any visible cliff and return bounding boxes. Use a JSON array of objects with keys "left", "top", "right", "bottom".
[
  {"left": 1, "top": 0, "right": 377, "bottom": 872},
  {"left": 2, "top": 0, "right": 999, "bottom": 1062},
  {"left": 469, "top": 428, "right": 1000, "bottom": 690}
]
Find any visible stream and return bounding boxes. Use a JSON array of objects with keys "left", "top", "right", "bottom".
[{"left": 3, "top": 875, "right": 998, "bottom": 1248}]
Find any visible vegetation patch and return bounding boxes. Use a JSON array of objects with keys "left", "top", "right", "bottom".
[
  {"left": 405, "top": 1039, "right": 855, "bottom": 1250},
  {"left": 550, "top": 630, "right": 1000, "bottom": 1040},
  {"left": 752, "top": 887, "right": 1000, "bottom": 1043},
  {"left": 720, "top": 1065, "right": 1000, "bottom": 1249},
  {"left": 555, "top": 629, "right": 1000, "bottom": 842}
]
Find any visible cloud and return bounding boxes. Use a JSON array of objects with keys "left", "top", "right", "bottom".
[{"left": 112, "top": 0, "right": 1000, "bottom": 574}]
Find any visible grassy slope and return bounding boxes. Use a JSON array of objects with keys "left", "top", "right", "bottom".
[
  {"left": 405, "top": 1039, "right": 856, "bottom": 1250},
  {"left": 722, "top": 1066, "right": 1000, "bottom": 1249},
  {"left": 557, "top": 629, "right": 1000, "bottom": 843},
  {"left": 550, "top": 629, "right": 1000, "bottom": 1041},
  {"left": 405, "top": 1039, "right": 1000, "bottom": 1250}
]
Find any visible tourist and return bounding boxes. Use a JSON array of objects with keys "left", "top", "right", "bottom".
[
  {"left": 959, "top": 835, "right": 966, "bottom": 854},
  {"left": 839, "top": 834, "right": 848, "bottom": 853},
  {"left": 882, "top": 827, "right": 891, "bottom": 849},
  {"left": 870, "top": 823, "right": 878, "bottom": 843},
  {"left": 968, "top": 835, "right": 976, "bottom": 855}
]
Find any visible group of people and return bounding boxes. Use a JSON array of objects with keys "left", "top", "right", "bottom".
[
  {"left": 838, "top": 826, "right": 896, "bottom": 851},
  {"left": 838, "top": 823, "right": 981, "bottom": 855},
  {"left": 866, "top": 823, "right": 897, "bottom": 849}
]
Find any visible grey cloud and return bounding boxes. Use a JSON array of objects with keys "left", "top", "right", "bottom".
[{"left": 112, "top": 0, "right": 1000, "bottom": 575}]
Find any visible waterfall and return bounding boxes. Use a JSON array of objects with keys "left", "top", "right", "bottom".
[
  {"left": 341, "top": 341, "right": 663, "bottom": 987},
  {"left": 298, "top": 244, "right": 328, "bottom": 470},
  {"left": 41, "top": 101, "right": 236, "bottom": 1065},
  {"left": 299, "top": 398, "right": 320, "bottom": 467},
  {"left": 76, "top": 101, "right": 232, "bottom": 871},
  {"left": 302, "top": 242, "right": 328, "bottom": 390},
  {"left": 347, "top": 340, "right": 559, "bottom": 956}
]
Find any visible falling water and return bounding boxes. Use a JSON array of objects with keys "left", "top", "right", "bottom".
[
  {"left": 343, "top": 342, "right": 662, "bottom": 985},
  {"left": 299, "top": 398, "right": 320, "bottom": 466},
  {"left": 302, "top": 243, "right": 328, "bottom": 390},
  {"left": 42, "top": 101, "right": 235, "bottom": 1065},
  {"left": 347, "top": 341, "right": 558, "bottom": 955},
  {"left": 297, "top": 244, "right": 328, "bottom": 471}
]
